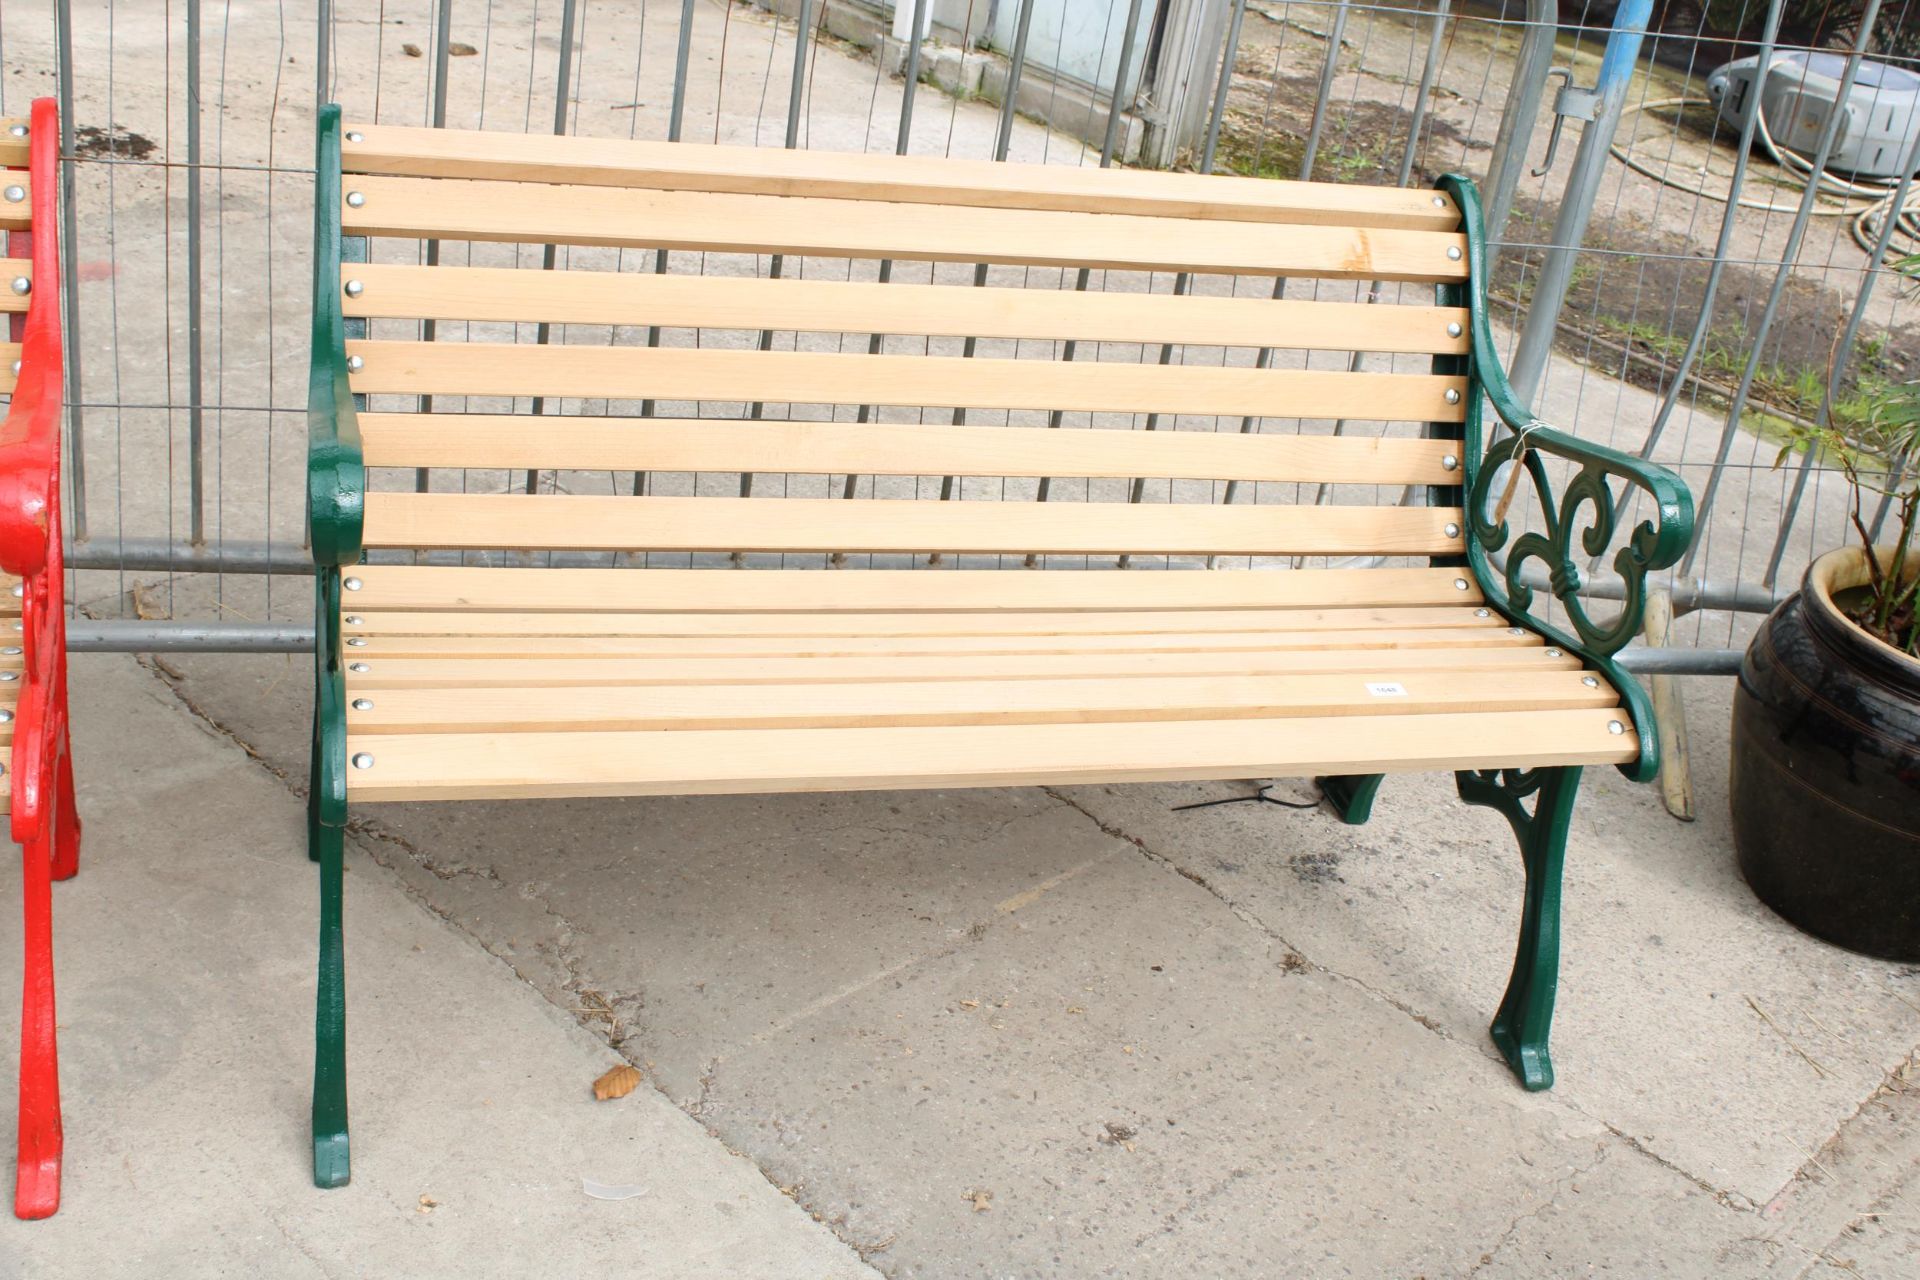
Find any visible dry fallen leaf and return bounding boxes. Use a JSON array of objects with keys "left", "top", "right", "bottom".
[
  {"left": 967, "top": 1189, "right": 993, "bottom": 1213},
  {"left": 592, "top": 1064, "right": 643, "bottom": 1101},
  {"left": 959, "top": 999, "right": 980, "bottom": 1010},
  {"left": 417, "top": 1193, "right": 438, "bottom": 1214}
]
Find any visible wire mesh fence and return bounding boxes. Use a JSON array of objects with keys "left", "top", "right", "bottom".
[{"left": 1, "top": 0, "right": 1915, "bottom": 668}]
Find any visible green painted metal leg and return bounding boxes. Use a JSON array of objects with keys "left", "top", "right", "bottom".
[
  {"left": 312, "top": 819, "right": 349, "bottom": 1187},
  {"left": 1456, "top": 766, "right": 1581, "bottom": 1091},
  {"left": 1317, "top": 773, "right": 1385, "bottom": 825}
]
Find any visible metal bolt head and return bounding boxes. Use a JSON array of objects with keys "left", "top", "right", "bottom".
[
  {"left": 1441, "top": 454, "right": 1459, "bottom": 472},
  {"left": 8, "top": 124, "right": 26, "bottom": 138},
  {"left": 9, "top": 276, "right": 29, "bottom": 296},
  {"left": 346, "top": 637, "right": 367, "bottom": 647},
  {"left": 0, "top": 709, "right": 11, "bottom": 722},
  {"left": 1545, "top": 647, "right": 1563, "bottom": 658},
  {"left": 9, "top": 361, "right": 18, "bottom": 377},
  {"left": 1607, "top": 720, "right": 1626, "bottom": 736},
  {"left": 1508, "top": 627, "right": 1526, "bottom": 636},
  {"left": 346, "top": 131, "right": 364, "bottom": 142},
  {"left": 1474, "top": 607, "right": 1491, "bottom": 618},
  {"left": 1432, "top": 195, "right": 1446, "bottom": 207},
  {"left": 1446, "top": 246, "right": 1463, "bottom": 261},
  {"left": 346, "top": 355, "right": 364, "bottom": 373},
  {"left": 348, "top": 661, "right": 370, "bottom": 673},
  {"left": 343, "top": 279, "right": 363, "bottom": 298},
  {"left": 345, "top": 190, "right": 366, "bottom": 208},
  {"left": 1444, "top": 388, "right": 1461, "bottom": 405},
  {"left": 352, "top": 753, "right": 375, "bottom": 769},
  {"left": 1, "top": 646, "right": 20, "bottom": 655},
  {"left": 351, "top": 698, "right": 373, "bottom": 711},
  {"left": 0, "top": 672, "right": 17, "bottom": 682},
  {"left": 1581, "top": 676, "right": 1599, "bottom": 688},
  {"left": 1453, "top": 577, "right": 1469, "bottom": 591},
  {"left": 1443, "top": 522, "right": 1460, "bottom": 538},
  {"left": 2, "top": 185, "right": 22, "bottom": 203},
  {"left": 343, "top": 576, "right": 363, "bottom": 591},
  {"left": 1446, "top": 321, "right": 1463, "bottom": 338},
  {"left": 10, "top": 583, "right": 22, "bottom": 598},
  {"left": 344, "top": 615, "right": 363, "bottom": 625}
]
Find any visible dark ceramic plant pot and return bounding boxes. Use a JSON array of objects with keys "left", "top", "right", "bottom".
[{"left": 1731, "top": 546, "right": 1920, "bottom": 962}]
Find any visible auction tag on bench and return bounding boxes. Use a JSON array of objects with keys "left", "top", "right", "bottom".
[{"left": 1364, "top": 681, "right": 1409, "bottom": 697}]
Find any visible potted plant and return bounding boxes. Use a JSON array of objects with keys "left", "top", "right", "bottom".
[{"left": 1731, "top": 325, "right": 1920, "bottom": 961}]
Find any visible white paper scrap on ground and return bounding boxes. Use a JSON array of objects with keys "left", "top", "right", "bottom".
[{"left": 582, "top": 1178, "right": 650, "bottom": 1201}]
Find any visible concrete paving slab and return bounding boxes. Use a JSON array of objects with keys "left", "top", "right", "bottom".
[
  {"left": 1051, "top": 677, "right": 1920, "bottom": 1209},
  {"left": 0, "top": 655, "right": 878, "bottom": 1280}
]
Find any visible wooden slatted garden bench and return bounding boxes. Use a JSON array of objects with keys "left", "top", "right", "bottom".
[
  {"left": 0, "top": 98, "right": 80, "bottom": 1221},
  {"left": 306, "top": 105, "right": 1694, "bottom": 1190}
]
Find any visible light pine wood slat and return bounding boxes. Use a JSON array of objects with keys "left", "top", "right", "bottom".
[
  {"left": 0, "top": 260, "right": 32, "bottom": 312},
  {"left": 345, "top": 342, "right": 1467, "bottom": 422},
  {"left": 357, "top": 416, "right": 1468, "bottom": 483},
  {"left": 340, "top": 566, "right": 1486, "bottom": 612},
  {"left": 340, "top": 264, "right": 1472, "bottom": 354},
  {"left": 341, "top": 708, "right": 1638, "bottom": 801},
  {"left": 0, "top": 343, "right": 23, "bottom": 392},
  {"left": 341, "top": 605, "right": 1495, "bottom": 637},
  {"left": 339, "top": 176, "right": 1472, "bottom": 282},
  {"left": 0, "top": 175, "right": 28, "bottom": 233},
  {"left": 345, "top": 670, "right": 1618, "bottom": 735},
  {"left": 341, "top": 646, "right": 1580, "bottom": 690},
  {"left": 358, "top": 494, "right": 1468, "bottom": 556},
  {"left": 338, "top": 625, "right": 1533, "bottom": 660},
  {"left": 0, "top": 122, "right": 25, "bottom": 169},
  {"left": 341, "top": 124, "right": 1464, "bottom": 231}
]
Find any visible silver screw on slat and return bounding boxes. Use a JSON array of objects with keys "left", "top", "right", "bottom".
[
  {"left": 348, "top": 662, "right": 370, "bottom": 674},
  {"left": 1545, "top": 647, "right": 1563, "bottom": 658},
  {"left": 352, "top": 753, "right": 375, "bottom": 769},
  {"left": 8, "top": 124, "right": 26, "bottom": 138},
  {"left": 344, "top": 615, "right": 362, "bottom": 625},
  {"left": 345, "top": 191, "right": 365, "bottom": 208},
  {"left": 1432, "top": 195, "right": 1446, "bottom": 207},
  {"left": 1446, "top": 322, "right": 1463, "bottom": 338},
  {"left": 9, "top": 362, "right": 19, "bottom": 377},
  {"left": 0, "top": 709, "right": 11, "bottom": 722},
  {"left": 351, "top": 698, "right": 373, "bottom": 711},
  {"left": 343, "top": 279, "right": 363, "bottom": 298},
  {"left": 10, "top": 584, "right": 22, "bottom": 598},
  {"left": 1441, "top": 455, "right": 1459, "bottom": 471},
  {"left": 3, "top": 186, "right": 22, "bottom": 203},
  {"left": 1607, "top": 720, "right": 1626, "bottom": 735},
  {"left": 346, "top": 637, "right": 367, "bottom": 647},
  {"left": 0, "top": 672, "right": 17, "bottom": 682},
  {"left": 1444, "top": 522, "right": 1460, "bottom": 538},
  {"left": 346, "top": 355, "right": 364, "bottom": 372},
  {"left": 1, "top": 646, "right": 20, "bottom": 655},
  {"left": 343, "top": 577, "right": 363, "bottom": 591},
  {"left": 1444, "top": 389, "right": 1461, "bottom": 405},
  {"left": 1446, "top": 246, "right": 1463, "bottom": 260},
  {"left": 1582, "top": 676, "right": 1599, "bottom": 688},
  {"left": 346, "top": 131, "right": 364, "bottom": 142},
  {"left": 1453, "top": 578, "right": 1469, "bottom": 591},
  {"left": 1508, "top": 627, "right": 1525, "bottom": 636},
  {"left": 9, "top": 276, "right": 28, "bottom": 296},
  {"left": 1474, "top": 608, "right": 1490, "bottom": 618}
]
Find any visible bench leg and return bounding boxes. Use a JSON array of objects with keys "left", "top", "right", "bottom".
[
  {"left": 312, "top": 819, "right": 350, "bottom": 1188},
  {"left": 1317, "top": 773, "right": 1385, "bottom": 825},
  {"left": 14, "top": 823, "right": 62, "bottom": 1219},
  {"left": 1456, "top": 766, "right": 1581, "bottom": 1092}
]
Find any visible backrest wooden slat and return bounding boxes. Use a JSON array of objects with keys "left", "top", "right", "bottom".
[
  {"left": 341, "top": 124, "right": 1463, "bottom": 231},
  {"left": 0, "top": 121, "right": 26, "bottom": 170},
  {"left": 345, "top": 342, "right": 1467, "bottom": 423},
  {"left": 0, "top": 260, "right": 32, "bottom": 313},
  {"left": 339, "top": 176, "right": 1471, "bottom": 283},
  {"left": 340, "top": 264, "right": 1473, "bottom": 356},
  {"left": 357, "top": 416, "right": 1465, "bottom": 484},
  {"left": 360, "top": 494, "right": 1469, "bottom": 558}
]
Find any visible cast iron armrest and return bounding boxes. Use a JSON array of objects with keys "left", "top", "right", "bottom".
[{"left": 308, "top": 103, "right": 364, "bottom": 570}]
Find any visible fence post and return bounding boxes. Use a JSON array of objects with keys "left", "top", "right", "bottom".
[
  {"left": 53, "top": 0, "right": 85, "bottom": 541},
  {"left": 1481, "top": 0, "right": 1557, "bottom": 263}
]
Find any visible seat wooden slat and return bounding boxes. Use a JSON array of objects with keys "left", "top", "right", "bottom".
[
  {"left": 357, "top": 416, "right": 1468, "bottom": 484},
  {"left": 341, "top": 124, "right": 1464, "bottom": 231},
  {"left": 346, "top": 342, "right": 1466, "bottom": 423},
  {"left": 0, "top": 260, "right": 33, "bottom": 313},
  {"left": 346, "top": 670, "right": 1618, "bottom": 735},
  {"left": 342, "top": 566, "right": 1485, "bottom": 612},
  {"left": 0, "top": 174, "right": 28, "bottom": 233},
  {"left": 0, "top": 121, "right": 25, "bottom": 169},
  {"left": 341, "top": 625, "right": 1532, "bottom": 660},
  {"left": 343, "top": 605, "right": 1493, "bottom": 637},
  {"left": 0, "top": 343, "right": 22, "bottom": 392},
  {"left": 343, "top": 646, "right": 1579, "bottom": 690},
  {"left": 340, "top": 177, "right": 1472, "bottom": 282},
  {"left": 341, "top": 709, "right": 1638, "bottom": 801},
  {"left": 359, "top": 494, "right": 1468, "bottom": 557},
  {"left": 340, "top": 264, "right": 1472, "bottom": 355}
]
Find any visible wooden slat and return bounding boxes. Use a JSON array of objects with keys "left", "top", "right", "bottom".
[
  {"left": 0, "top": 343, "right": 21, "bottom": 392},
  {"left": 341, "top": 566, "right": 1486, "bottom": 612},
  {"left": 359, "top": 494, "right": 1468, "bottom": 557},
  {"left": 340, "top": 176, "right": 1472, "bottom": 283},
  {"left": 357, "top": 416, "right": 1467, "bottom": 484},
  {"left": 0, "top": 260, "right": 31, "bottom": 313},
  {"left": 338, "top": 625, "right": 1533, "bottom": 660},
  {"left": 347, "top": 670, "right": 1618, "bottom": 735},
  {"left": 342, "top": 605, "right": 1494, "bottom": 637},
  {"left": 341, "top": 709, "right": 1638, "bottom": 801},
  {"left": 342, "top": 124, "right": 1464, "bottom": 231},
  {"left": 0, "top": 174, "right": 26, "bottom": 233},
  {"left": 0, "top": 122, "right": 25, "bottom": 170},
  {"left": 341, "top": 263, "right": 1472, "bottom": 355},
  {"left": 345, "top": 342, "right": 1467, "bottom": 422},
  {"left": 342, "top": 646, "right": 1579, "bottom": 690}
]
